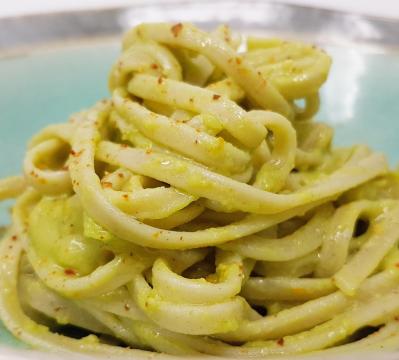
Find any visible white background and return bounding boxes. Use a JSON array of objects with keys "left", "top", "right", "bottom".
[{"left": 0, "top": 0, "right": 398, "bottom": 19}]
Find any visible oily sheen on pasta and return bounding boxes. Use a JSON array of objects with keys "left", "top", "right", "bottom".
[{"left": 1, "top": 22, "right": 399, "bottom": 357}]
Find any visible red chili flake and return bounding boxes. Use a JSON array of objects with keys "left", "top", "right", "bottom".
[
  {"left": 11, "top": 235, "right": 17, "bottom": 241},
  {"left": 124, "top": 304, "right": 131, "bottom": 311},
  {"left": 395, "top": 316, "right": 399, "bottom": 321},
  {"left": 70, "top": 149, "right": 83, "bottom": 157},
  {"left": 122, "top": 194, "right": 129, "bottom": 200},
  {"left": 102, "top": 182, "right": 113, "bottom": 188},
  {"left": 64, "top": 269, "right": 76, "bottom": 276},
  {"left": 171, "top": 23, "right": 183, "bottom": 37},
  {"left": 213, "top": 94, "right": 221, "bottom": 100},
  {"left": 121, "top": 143, "right": 128, "bottom": 148},
  {"left": 150, "top": 63, "right": 159, "bottom": 70},
  {"left": 277, "top": 338, "right": 285, "bottom": 346},
  {"left": 235, "top": 57, "right": 242, "bottom": 65},
  {"left": 158, "top": 76, "right": 164, "bottom": 85},
  {"left": 118, "top": 173, "right": 124, "bottom": 178}
]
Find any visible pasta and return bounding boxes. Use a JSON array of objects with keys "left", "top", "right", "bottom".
[{"left": 1, "top": 22, "right": 399, "bottom": 357}]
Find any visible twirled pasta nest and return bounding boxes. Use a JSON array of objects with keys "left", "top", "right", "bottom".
[{"left": 1, "top": 22, "right": 399, "bottom": 358}]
